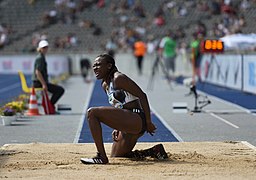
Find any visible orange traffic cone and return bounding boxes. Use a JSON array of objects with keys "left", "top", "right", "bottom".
[{"left": 26, "top": 87, "right": 40, "bottom": 116}]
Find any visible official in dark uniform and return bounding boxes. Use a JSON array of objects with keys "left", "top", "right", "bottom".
[{"left": 32, "top": 40, "right": 64, "bottom": 107}]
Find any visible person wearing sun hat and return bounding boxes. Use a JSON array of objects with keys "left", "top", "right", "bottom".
[
  {"left": 32, "top": 40, "right": 65, "bottom": 111},
  {"left": 37, "top": 40, "right": 49, "bottom": 50}
]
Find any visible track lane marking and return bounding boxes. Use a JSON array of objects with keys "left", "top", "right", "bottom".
[
  {"left": 210, "top": 112, "right": 239, "bottom": 128},
  {"left": 0, "top": 83, "right": 20, "bottom": 93},
  {"left": 151, "top": 107, "right": 183, "bottom": 142},
  {"left": 73, "top": 81, "right": 95, "bottom": 143},
  {"left": 241, "top": 141, "right": 256, "bottom": 151}
]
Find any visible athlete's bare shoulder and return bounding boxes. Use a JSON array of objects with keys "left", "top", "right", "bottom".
[
  {"left": 113, "top": 71, "right": 137, "bottom": 90},
  {"left": 113, "top": 71, "right": 129, "bottom": 82}
]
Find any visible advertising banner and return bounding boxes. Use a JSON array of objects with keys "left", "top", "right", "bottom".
[
  {"left": 0, "top": 55, "right": 69, "bottom": 76},
  {"left": 200, "top": 54, "right": 242, "bottom": 90},
  {"left": 243, "top": 55, "right": 256, "bottom": 94}
]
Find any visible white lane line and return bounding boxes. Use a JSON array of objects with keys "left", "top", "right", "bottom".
[
  {"left": 210, "top": 112, "right": 239, "bottom": 129},
  {"left": 205, "top": 109, "right": 251, "bottom": 113},
  {"left": 151, "top": 107, "right": 184, "bottom": 142},
  {"left": 241, "top": 141, "right": 256, "bottom": 151},
  {"left": 0, "top": 83, "right": 21, "bottom": 93},
  {"left": 73, "top": 81, "right": 95, "bottom": 143}
]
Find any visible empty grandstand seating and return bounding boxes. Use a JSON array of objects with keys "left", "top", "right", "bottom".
[{"left": 0, "top": 0, "right": 255, "bottom": 54}]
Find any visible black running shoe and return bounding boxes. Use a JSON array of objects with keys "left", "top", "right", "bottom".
[
  {"left": 151, "top": 144, "right": 168, "bottom": 160},
  {"left": 80, "top": 152, "right": 109, "bottom": 164}
]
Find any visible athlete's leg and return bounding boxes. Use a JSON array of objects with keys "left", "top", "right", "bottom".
[
  {"left": 86, "top": 106, "right": 143, "bottom": 161},
  {"left": 170, "top": 56, "right": 176, "bottom": 75},
  {"left": 138, "top": 56, "right": 143, "bottom": 75},
  {"left": 111, "top": 131, "right": 168, "bottom": 160},
  {"left": 111, "top": 131, "right": 142, "bottom": 157}
]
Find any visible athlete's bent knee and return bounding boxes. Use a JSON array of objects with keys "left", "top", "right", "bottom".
[
  {"left": 87, "top": 107, "right": 100, "bottom": 120},
  {"left": 87, "top": 107, "right": 94, "bottom": 119}
]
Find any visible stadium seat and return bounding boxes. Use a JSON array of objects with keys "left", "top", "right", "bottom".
[{"left": 18, "top": 71, "right": 43, "bottom": 94}]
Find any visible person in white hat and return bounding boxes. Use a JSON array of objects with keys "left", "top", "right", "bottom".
[
  {"left": 37, "top": 40, "right": 49, "bottom": 50},
  {"left": 32, "top": 40, "right": 65, "bottom": 112}
]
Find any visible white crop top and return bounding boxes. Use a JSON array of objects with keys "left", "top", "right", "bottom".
[{"left": 106, "top": 82, "right": 138, "bottom": 108}]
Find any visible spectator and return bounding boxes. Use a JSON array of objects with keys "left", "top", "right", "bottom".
[
  {"left": 97, "top": 0, "right": 105, "bottom": 8},
  {"left": 53, "top": 36, "right": 64, "bottom": 49},
  {"left": 146, "top": 35, "right": 157, "bottom": 55},
  {"left": 153, "top": 15, "right": 165, "bottom": 27},
  {"left": 42, "top": 9, "right": 58, "bottom": 26},
  {"left": 209, "top": 0, "right": 221, "bottom": 15},
  {"left": 154, "top": 3, "right": 165, "bottom": 17},
  {"left": 178, "top": 5, "right": 188, "bottom": 16},
  {"left": 93, "top": 26, "right": 102, "bottom": 36},
  {"left": 66, "top": 0, "right": 77, "bottom": 24},
  {"left": 105, "top": 37, "right": 118, "bottom": 58},
  {"left": 133, "top": 38, "right": 147, "bottom": 75},
  {"left": 178, "top": 41, "right": 190, "bottom": 75},
  {"left": 66, "top": 33, "right": 78, "bottom": 47},
  {"left": 195, "top": 21, "right": 207, "bottom": 37},
  {"left": 133, "top": 1, "right": 146, "bottom": 18},
  {"left": 0, "top": 24, "right": 9, "bottom": 49},
  {"left": 78, "top": 19, "right": 96, "bottom": 29},
  {"left": 240, "top": 0, "right": 250, "bottom": 11},
  {"left": 0, "top": 31, "right": 8, "bottom": 49},
  {"left": 189, "top": 33, "right": 203, "bottom": 84},
  {"left": 158, "top": 31, "right": 177, "bottom": 77}
]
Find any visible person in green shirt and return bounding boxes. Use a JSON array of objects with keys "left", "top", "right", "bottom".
[
  {"left": 190, "top": 33, "right": 203, "bottom": 84},
  {"left": 159, "top": 31, "right": 177, "bottom": 77},
  {"left": 32, "top": 40, "right": 64, "bottom": 107}
]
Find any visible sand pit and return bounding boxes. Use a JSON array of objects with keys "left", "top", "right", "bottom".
[{"left": 0, "top": 141, "right": 256, "bottom": 179}]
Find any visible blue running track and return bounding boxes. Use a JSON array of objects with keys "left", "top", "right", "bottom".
[
  {"left": 0, "top": 74, "right": 27, "bottom": 106},
  {"left": 78, "top": 80, "right": 180, "bottom": 143},
  {"left": 196, "top": 82, "right": 256, "bottom": 110},
  {"left": 175, "top": 76, "right": 256, "bottom": 110}
]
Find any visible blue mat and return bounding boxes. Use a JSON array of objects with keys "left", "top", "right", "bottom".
[{"left": 78, "top": 80, "right": 179, "bottom": 143}]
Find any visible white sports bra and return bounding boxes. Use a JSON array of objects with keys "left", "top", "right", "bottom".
[{"left": 106, "top": 82, "right": 138, "bottom": 108}]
